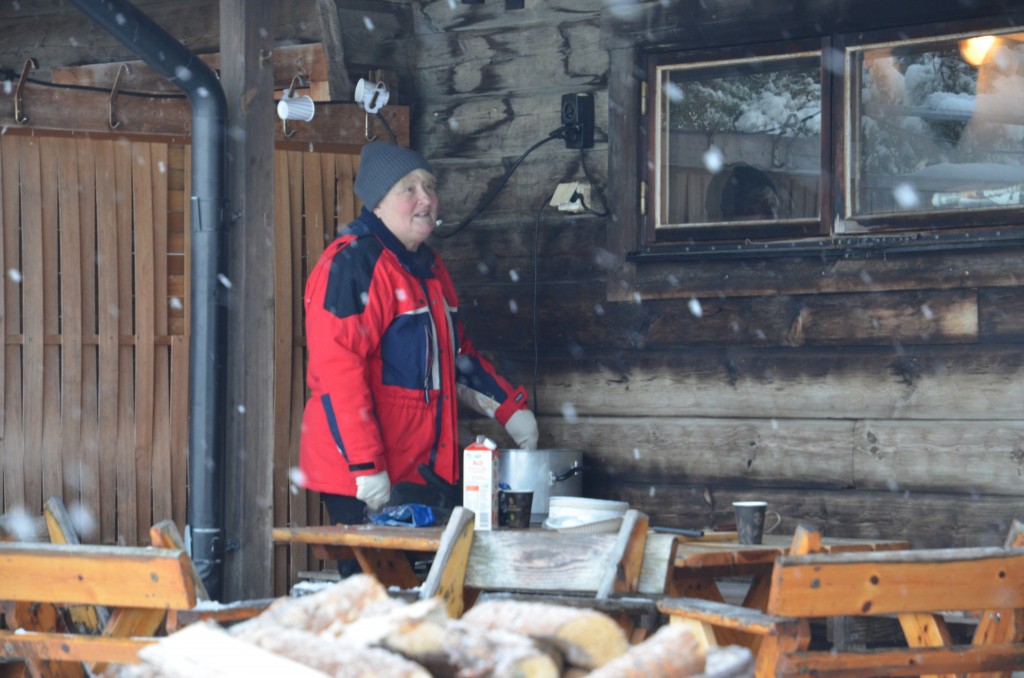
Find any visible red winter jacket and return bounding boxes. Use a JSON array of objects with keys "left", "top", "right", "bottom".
[{"left": 299, "top": 209, "right": 528, "bottom": 497}]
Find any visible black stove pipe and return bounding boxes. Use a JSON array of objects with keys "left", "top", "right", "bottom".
[{"left": 70, "top": 0, "right": 229, "bottom": 600}]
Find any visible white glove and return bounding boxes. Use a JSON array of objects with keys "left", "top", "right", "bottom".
[
  {"left": 355, "top": 471, "right": 391, "bottom": 511},
  {"left": 504, "top": 409, "right": 539, "bottom": 450}
]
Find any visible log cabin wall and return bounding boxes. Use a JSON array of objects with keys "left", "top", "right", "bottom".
[{"left": 409, "top": 0, "right": 1024, "bottom": 549}]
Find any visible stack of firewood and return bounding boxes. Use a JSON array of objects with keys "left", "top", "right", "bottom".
[{"left": 114, "top": 575, "right": 750, "bottom": 677}]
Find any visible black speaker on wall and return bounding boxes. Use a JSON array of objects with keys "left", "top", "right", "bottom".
[{"left": 561, "top": 92, "right": 594, "bottom": 149}]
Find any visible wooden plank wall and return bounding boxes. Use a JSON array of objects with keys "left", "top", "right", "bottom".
[
  {"left": 0, "top": 133, "right": 355, "bottom": 586},
  {"left": 271, "top": 148, "right": 362, "bottom": 594},
  {"left": 0, "top": 134, "right": 188, "bottom": 547},
  {"left": 413, "top": 1, "right": 1024, "bottom": 549}
]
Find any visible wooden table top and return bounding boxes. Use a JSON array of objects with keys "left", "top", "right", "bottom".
[
  {"left": 272, "top": 524, "right": 444, "bottom": 552},
  {"left": 273, "top": 524, "right": 907, "bottom": 564},
  {"left": 672, "top": 533, "right": 910, "bottom": 571}
]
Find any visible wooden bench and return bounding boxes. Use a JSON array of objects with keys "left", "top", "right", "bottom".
[
  {"left": 658, "top": 520, "right": 1024, "bottom": 677},
  {"left": 1, "top": 500, "right": 274, "bottom": 678},
  {"left": 148, "top": 519, "right": 274, "bottom": 631},
  {"left": 0, "top": 541, "right": 197, "bottom": 675},
  {"left": 419, "top": 506, "right": 677, "bottom": 640}
]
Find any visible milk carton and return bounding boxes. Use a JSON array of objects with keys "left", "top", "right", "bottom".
[{"left": 463, "top": 436, "right": 499, "bottom": 531}]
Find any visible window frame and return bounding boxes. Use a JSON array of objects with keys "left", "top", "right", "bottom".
[
  {"left": 645, "top": 40, "right": 831, "bottom": 245},
  {"left": 837, "top": 24, "right": 1024, "bottom": 233},
  {"left": 631, "top": 12, "right": 1024, "bottom": 256}
]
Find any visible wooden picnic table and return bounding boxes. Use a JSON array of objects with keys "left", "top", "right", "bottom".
[
  {"left": 669, "top": 532, "right": 910, "bottom": 605},
  {"left": 273, "top": 523, "right": 908, "bottom": 601},
  {"left": 272, "top": 524, "right": 444, "bottom": 589}
]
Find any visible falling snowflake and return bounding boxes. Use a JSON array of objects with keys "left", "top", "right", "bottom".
[
  {"left": 4, "top": 506, "right": 36, "bottom": 540},
  {"left": 893, "top": 183, "right": 920, "bottom": 209},
  {"left": 289, "top": 467, "right": 306, "bottom": 495},
  {"left": 509, "top": 269, "right": 520, "bottom": 282},
  {"left": 7, "top": 268, "right": 22, "bottom": 283},
  {"left": 561, "top": 402, "right": 578, "bottom": 423},
  {"left": 363, "top": 16, "right": 375, "bottom": 31},
  {"left": 217, "top": 273, "right": 233, "bottom": 289},
  {"left": 508, "top": 299, "right": 519, "bottom": 314},
  {"left": 703, "top": 146, "right": 724, "bottom": 173},
  {"left": 69, "top": 502, "right": 98, "bottom": 539},
  {"left": 688, "top": 298, "right": 703, "bottom": 318}
]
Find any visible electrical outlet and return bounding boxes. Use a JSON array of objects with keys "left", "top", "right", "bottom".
[
  {"left": 561, "top": 93, "right": 594, "bottom": 150},
  {"left": 550, "top": 182, "right": 589, "bottom": 213}
]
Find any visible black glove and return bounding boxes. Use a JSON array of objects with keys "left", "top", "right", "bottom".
[
  {"left": 387, "top": 465, "right": 462, "bottom": 514},
  {"left": 417, "top": 464, "right": 462, "bottom": 509}
]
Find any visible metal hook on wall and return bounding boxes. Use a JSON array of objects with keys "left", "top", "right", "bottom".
[
  {"left": 108, "top": 63, "right": 131, "bottom": 129},
  {"left": 14, "top": 58, "right": 38, "bottom": 124},
  {"left": 365, "top": 112, "right": 377, "bottom": 142},
  {"left": 282, "top": 73, "right": 307, "bottom": 139}
]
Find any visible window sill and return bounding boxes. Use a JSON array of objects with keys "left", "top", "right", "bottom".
[{"left": 628, "top": 228, "right": 1024, "bottom": 262}]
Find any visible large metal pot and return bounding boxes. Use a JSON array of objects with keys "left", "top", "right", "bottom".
[{"left": 497, "top": 448, "right": 584, "bottom": 524}]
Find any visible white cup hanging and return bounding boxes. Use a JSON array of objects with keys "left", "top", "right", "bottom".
[
  {"left": 277, "top": 95, "right": 315, "bottom": 122},
  {"left": 355, "top": 78, "right": 390, "bottom": 114}
]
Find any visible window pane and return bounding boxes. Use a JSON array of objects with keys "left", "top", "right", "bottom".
[
  {"left": 655, "top": 54, "right": 821, "bottom": 230},
  {"left": 851, "top": 31, "right": 1024, "bottom": 219}
]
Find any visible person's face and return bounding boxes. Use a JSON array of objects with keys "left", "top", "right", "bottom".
[{"left": 373, "top": 169, "right": 438, "bottom": 251}]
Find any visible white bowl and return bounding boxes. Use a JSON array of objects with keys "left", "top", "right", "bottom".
[
  {"left": 542, "top": 515, "right": 623, "bottom": 534},
  {"left": 547, "top": 497, "right": 629, "bottom": 524}
]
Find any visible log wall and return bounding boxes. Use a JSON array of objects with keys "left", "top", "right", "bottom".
[{"left": 409, "top": 0, "right": 1024, "bottom": 549}]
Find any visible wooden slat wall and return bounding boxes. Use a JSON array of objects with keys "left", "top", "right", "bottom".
[
  {"left": 0, "top": 135, "right": 174, "bottom": 545},
  {"left": 269, "top": 148, "right": 362, "bottom": 594},
  {"left": 0, "top": 135, "right": 352, "bottom": 572},
  {"left": 0, "top": 133, "right": 360, "bottom": 577}
]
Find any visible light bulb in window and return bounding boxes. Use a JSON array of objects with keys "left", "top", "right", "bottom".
[{"left": 960, "top": 35, "right": 996, "bottom": 67}]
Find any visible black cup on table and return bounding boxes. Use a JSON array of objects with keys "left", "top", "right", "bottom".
[
  {"left": 498, "top": 490, "right": 533, "bottom": 528},
  {"left": 732, "top": 500, "right": 782, "bottom": 545}
]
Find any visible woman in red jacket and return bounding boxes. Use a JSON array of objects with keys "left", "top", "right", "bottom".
[{"left": 300, "top": 141, "right": 538, "bottom": 537}]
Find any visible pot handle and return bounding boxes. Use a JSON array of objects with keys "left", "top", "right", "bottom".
[{"left": 550, "top": 462, "right": 583, "bottom": 484}]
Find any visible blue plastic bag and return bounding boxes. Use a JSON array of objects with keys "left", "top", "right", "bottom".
[{"left": 368, "top": 503, "right": 437, "bottom": 527}]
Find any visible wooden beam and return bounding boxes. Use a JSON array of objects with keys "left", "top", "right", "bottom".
[
  {"left": 0, "top": 84, "right": 408, "bottom": 152},
  {"left": 220, "top": 0, "right": 275, "bottom": 602},
  {"left": 316, "top": 0, "right": 353, "bottom": 100},
  {"left": 51, "top": 43, "right": 331, "bottom": 95}
]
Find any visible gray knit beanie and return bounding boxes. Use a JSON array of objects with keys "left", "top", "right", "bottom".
[{"left": 354, "top": 141, "right": 434, "bottom": 208}]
